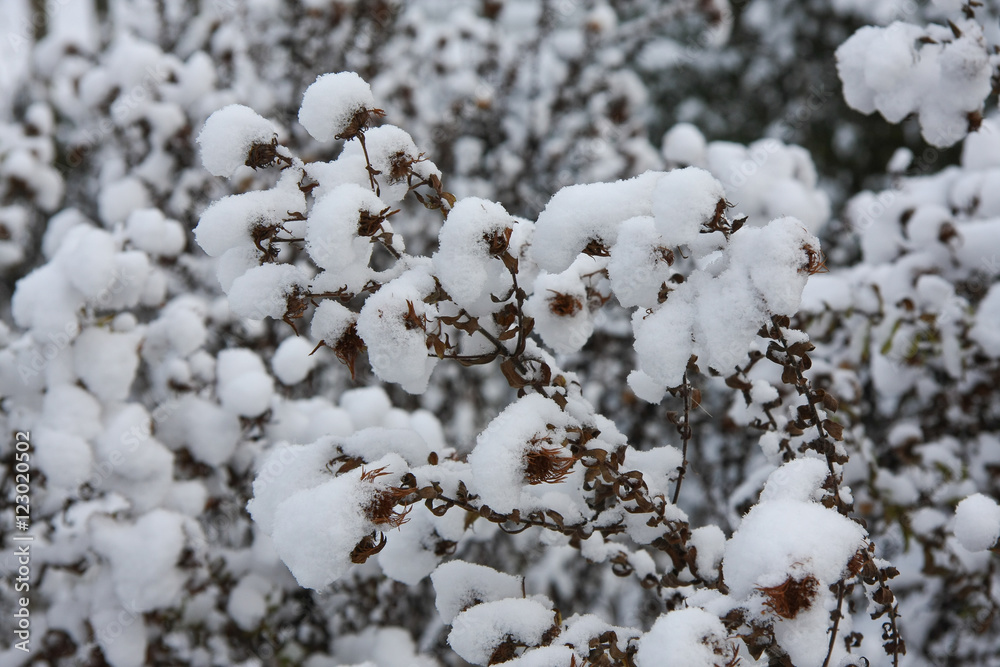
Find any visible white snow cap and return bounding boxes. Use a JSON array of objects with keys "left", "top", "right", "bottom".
[
  {"left": 198, "top": 104, "right": 279, "bottom": 177},
  {"left": 356, "top": 272, "right": 439, "bottom": 394},
  {"left": 431, "top": 560, "right": 524, "bottom": 624},
  {"left": 433, "top": 197, "right": 515, "bottom": 315},
  {"left": 448, "top": 598, "right": 555, "bottom": 666},
  {"left": 836, "top": 19, "right": 992, "bottom": 147},
  {"left": 299, "top": 72, "right": 377, "bottom": 142},
  {"left": 636, "top": 608, "right": 734, "bottom": 667},
  {"left": 953, "top": 493, "right": 1000, "bottom": 552},
  {"left": 227, "top": 263, "right": 305, "bottom": 319},
  {"left": 651, "top": 167, "right": 727, "bottom": 248}
]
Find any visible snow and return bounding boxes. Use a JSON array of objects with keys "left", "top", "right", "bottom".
[
  {"left": 448, "top": 598, "right": 555, "bottom": 665},
  {"left": 227, "top": 263, "right": 305, "bottom": 319},
  {"left": 689, "top": 526, "right": 726, "bottom": 579},
  {"left": 73, "top": 328, "right": 140, "bottom": 402},
  {"left": 215, "top": 348, "right": 275, "bottom": 417},
  {"left": 723, "top": 462, "right": 868, "bottom": 666},
  {"left": 661, "top": 122, "right": 707, "bottom": 166},
  {"left": 268, "top": 453, "right": 409, "bottom": 589},
  {"left": 953, "top": 493, "right": 1000, "bottom": 552},
  {"left": 311, "top": 299, "right": 357, "bottom": 345},
  {"left": 525, "top": 259, "right": 597, "bottom": 355},
  {"left": 90, "top": 509, "right": 188, "bottom": 612},
  {"left": 433, "top": 197, "right": 515, "bottom": 315},
  {"left": 198, "top": 103, "right": 279, "bottom": 178},
  {"left": 532, "top": 171, "right": 661, "bottom": 273},
  {"left": 272, "top": 336, "right": 318, "bottom": 385},
  {"left": 226, "top": 574, "right": 272, "bottom": 631},
  {"left": 431, "top": 560, "right": 525, "bottom": 624},
  {"left": 356, "top": 271, "right": 439, "bottom": 394},
  {"left": 636, "top": 608, "right": 733, "bottom": 667},
  {"left": 306, "top": 183, "right": 386, "bottom": 271},
  {"left": 299, "top": 72, "right": 376, "bottom": 142},
  {"left": 651, "top": 167, "right": 726, "bottom": 247},
  {"left": 125, "top": 209, "right": 186, "bottom": 257},
  {"left": 837, "top": 20, "right": 993, "bottom": 147},
  {"left": 467, "top": 393, "right": 573, "bottom": 513}
]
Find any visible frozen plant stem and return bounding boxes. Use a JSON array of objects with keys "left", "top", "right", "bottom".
[{"left": 671, "top": 371, "right": 691, "bottom": 505}]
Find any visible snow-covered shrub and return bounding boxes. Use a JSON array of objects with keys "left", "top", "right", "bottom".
[{"left": 188, "top": 72, "right": 907, "bottom": 667}]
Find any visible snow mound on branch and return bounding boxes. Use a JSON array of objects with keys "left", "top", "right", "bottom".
[
  {"left": 468, "top": 393, "right": 573, "bottom": 513},
  {"left": 633, "top": 217, "right": 817, "bottom": 388},
  {"left": 198, "top": 104, "right": 278, "bottom": 177},
  {"left": 356, "top": 271, "right": 439, "bottom": 394},
  {"left": 837, "top": 19, "right": 993, "bottom": 147},
  {"left": 306, "top": 183, "right": 386, "bottom": 271},
  {"left": 431, "top": 560, "right": 524, "bottom": 624},
  {"left": 953, "top": 493, "right": 1000, "bottom": 552},
  {"left": 636, "top": 608, "right": 733, "bottom": 667},
  {"left": 227, "top": 263, "right": 305, "bottom": 320},
  {"left": 299, "top": 72, "right": 376, "bottom": 142},
  {"left": 433, "top": 197, "right": 515, "bottom": 315},
  {"left": 723, "top": 463, "right": 867, "bottom": 667},
  {"left": 448, "top": 598, "right": 555, "bottom": 666}
]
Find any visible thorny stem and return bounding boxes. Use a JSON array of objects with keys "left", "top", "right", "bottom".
[{"left": 671, "top": 371, "right": 691, "bottom": 505}]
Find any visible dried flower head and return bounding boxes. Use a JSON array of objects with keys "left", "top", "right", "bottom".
[
  {"left": 336, "top": 106, "right": 387, "bottom": 141},
  {"left": 331, "top": 322, "right": 366, "bottom": 380},
  {"left": 484, "top": 226, "right": 513, "bottom": 257},
  {"left": 402, "top": 300, "right": 426, "bottom": 331},
  {"left": 245, "top": 136, "right": 290, "bottom": 169},
  {"left": 350, "top": 531, "right": 388, "bottom": 564},
  {"left": 523, "top": 438, "right": 576, "bottom": 485},
  {"left": 360, "top": 466, "right": 412, "bottom": 528},
  {"left": 582, "top": 238, "right": 610, "bottom": 257},
  {"left": 801, "top": 244, "right": 828, "bottom": 275},
  {"left": 756, "top": 574, "right": 819, "bottom": 619},
  {"left": 547, "top": 290, "right": 583, "bottom": 317}
]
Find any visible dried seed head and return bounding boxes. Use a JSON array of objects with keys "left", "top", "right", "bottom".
[
  {"left": 582, "top": 238, "right": 610, "bottom": 257},
  {"left": 336, "top": 106, "right": 387, "bottom": 141},
  {"left": 801, "top": 244, "right": 828, "bottom": 275},
  {"left": 245, "top": 136, "right": 281, "bottom": 169},
  {"left": 350, "top": 532, "right": 388, "bottom": 564},
  {"left": 484, "top": 227, "right": 513, "bottom": 257},
  {"left": 523, "top": 440, "right": 576, "bottom": 485},
  {"left": 402, "top": 300, "right": 426, "bottom": 331},
  {"left": 360, "top": 466, "right": 412, "bottom": 528},
  {"left": 756, "top": 574, "right": 819, "bottom": 619},
  {"left": 654, "top": 246, "right": 675, "bottom": 265},
  {"left": 387, "top": 149, "right": 423, "bottom": 183},
  {"left": 331, "top": 322, "right": 366, "bottom": 380},
  {"left": 547, "top": 290, "right": 583, "bottom": 317}
]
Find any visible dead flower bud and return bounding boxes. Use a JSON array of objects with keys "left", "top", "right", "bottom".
[
  {"left": 484, "top": 226, "right": 513, "bottom": 257},
  {"left": 283, "top": 287, "right": 309, "bottom": 334},
  {"left": 801, "top": 244, "right": 829, "bottom": 275},
  {"left": 332, "top": 322, "right": 366, "bottom": 380},
  {"left": 523, "top": 440, "right": 576, "bottom": 485},
  {"left": 245, "top": 136, "right": 289, "bottom": 169},
  {"left": 402, "top": 300, "right": 426, "bottom": 331},
  {"left": 335, "top": 106, "right": 386, "bottom": 141},
  {"left": 582, "top": 238, "right": 610, "bottom": 257},
  {"left": 360, "top": 466, "right": 412, "bottom": 528},
  {"left": 654, "top": 246, "right": 675, "bottom": 265},
  {"left": 350, "top": 531, "right": 388, "bottom": 564},
  {"left": 756, "top": 574, "right": 819, "bottom": 619},
  {"left": 358, "top": 206, "right": 397, "bottom": 237},
  {"left": 547, "top": 290, "right": 583, "bottom": 317}
]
